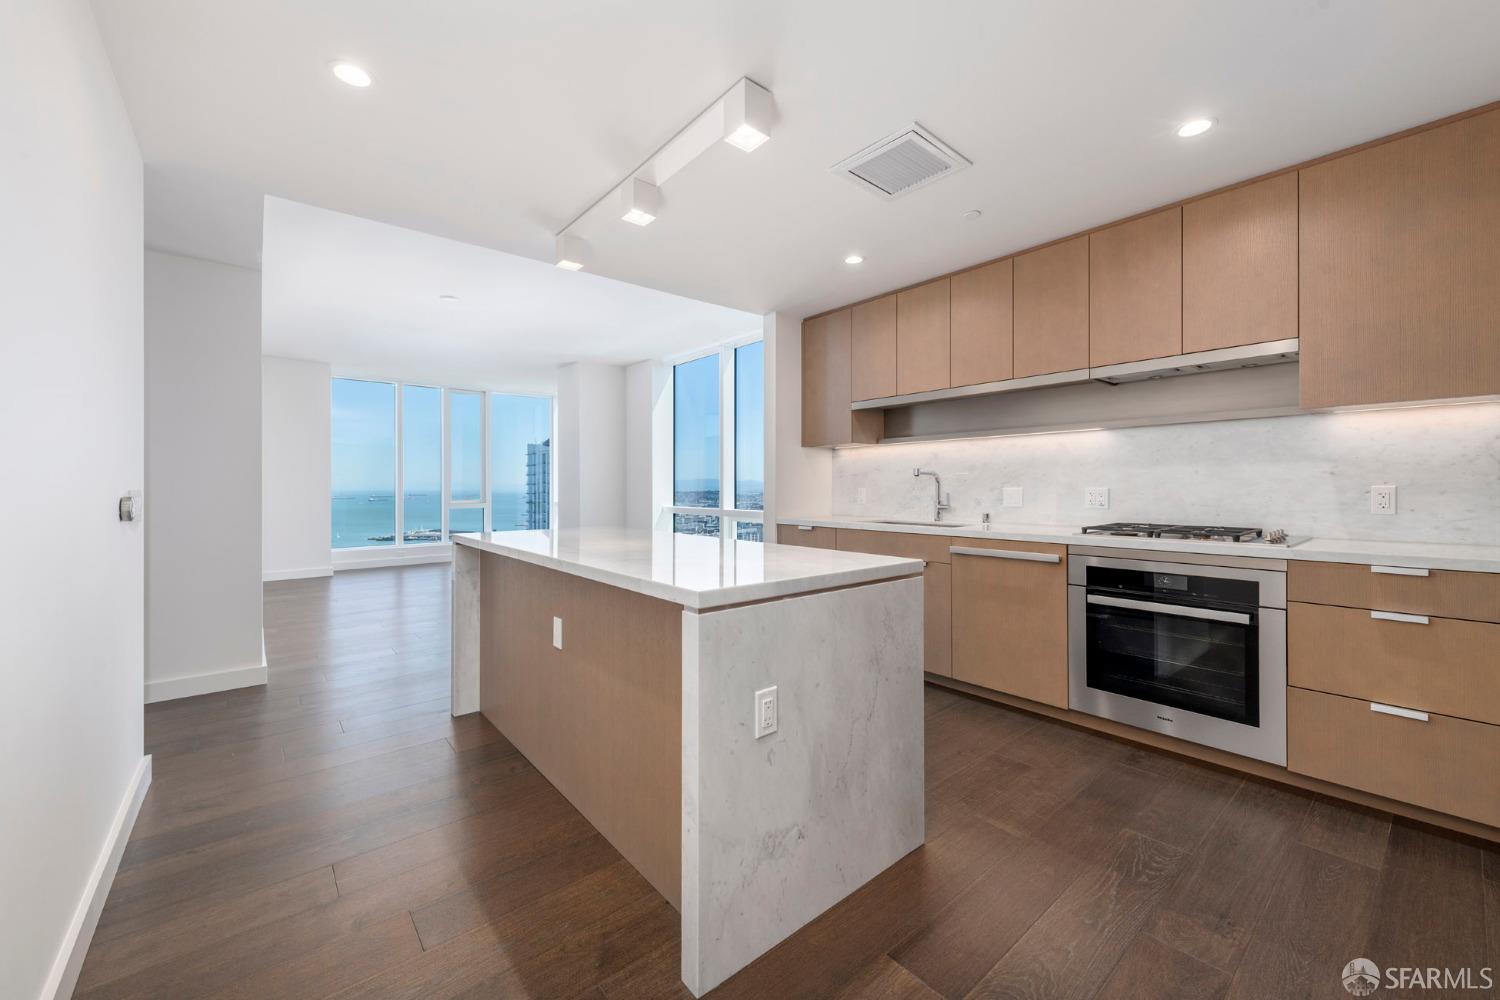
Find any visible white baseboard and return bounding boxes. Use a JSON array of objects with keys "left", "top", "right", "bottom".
[
  {"left": 41, "top": 754, "right": 152, "bottom": 1000},
  {"left": 145, "top": 631, "right": 269, "bottom": 706},
  {"left": 263, "top": 565, "right": 333, "bottom": 582},
  {"left": 333, "top": 546, "right": 453, "bottom": 572}
]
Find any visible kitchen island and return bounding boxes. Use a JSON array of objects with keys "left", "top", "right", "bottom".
[{"left": 450, "top": 528, "right": 926, "bottom": 996}]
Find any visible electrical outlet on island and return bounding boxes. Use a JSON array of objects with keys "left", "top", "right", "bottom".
[{"left": 1371, "top": 484, "right": 1397, "bottom": 515}]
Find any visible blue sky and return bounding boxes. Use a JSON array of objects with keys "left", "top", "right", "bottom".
[
  {"left": 673, "top": 343, "right": 764, "bottom": 497},
  {"left": 332, "top": 379, "right": 551, "bottom": 495}
]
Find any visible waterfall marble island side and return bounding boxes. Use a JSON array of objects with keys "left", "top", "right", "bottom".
[{"left": 449, "top": 528, "right": 926, "bottom": 997}]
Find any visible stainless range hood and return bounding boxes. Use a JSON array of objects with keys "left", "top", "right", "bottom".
[
  {"left": 852, "top": 338, "right": 1299, "bottom": 411},
  {"left": 1089, "top": 338, "right": 1300, "bottom": 385}
]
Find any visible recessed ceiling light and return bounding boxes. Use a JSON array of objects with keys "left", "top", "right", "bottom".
[
  {"left": 330, "top": 62, "right": 373, "bottom": 88},
  {"left": 844, "top": 254, "right": 864, "bottom": 265},
  {"left": 1176, "top": 118, "right": 1214, "bottom": 138},
  {"left": 438, "top": 294, "right": 459, "bottom": 303},
  {"left": 619, "top": 178, "right": 660, "bottom": 226},
  {"left": 962, "top": 209, "right": 982, "bottom": 221}
]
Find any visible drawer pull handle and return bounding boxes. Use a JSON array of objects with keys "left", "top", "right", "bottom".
[
  {"left": 797, "top": 525, "right": 815, "bottom": 532},
  {"left": 1370, "top": 565, "right": 1429, "bottom": 577},
  {"left": 1370, "top": 610, "right": 1429, "bottom": 625},
  {"left": 1370, "top": 702, "right": 1429, "bottom": 722},
  {"left": 950, "top": 546, "right": 1061, "bottom": 564}
]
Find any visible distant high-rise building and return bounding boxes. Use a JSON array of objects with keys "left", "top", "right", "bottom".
[{"left": 525, "top": 438, "right": 550, "bottom": 529}]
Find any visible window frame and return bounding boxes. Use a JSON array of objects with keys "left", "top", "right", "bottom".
[
  {"left": 331, "top": 376, "right": 555, "bottom": 551},
  {"left": 667, "top": 333, "right": 764, "bottom": 537}
]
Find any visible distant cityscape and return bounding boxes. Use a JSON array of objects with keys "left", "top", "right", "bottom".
[{"left": 673, "top": 485, "right": 764, "bottom": 541}]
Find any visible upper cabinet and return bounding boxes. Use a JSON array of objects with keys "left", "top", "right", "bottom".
[
  {"left": 949, "top": 260, "right": 1013, "bottom": 387},
  {"left": 850, "top": 295, "right": 897, "bottom": 401},
  {"left": 1013, "top": 236, "right": 1090, "bottom": 378},
  {"left": 896, "top": 278, "right": 951, "bottom": 395},
  {"left": 1183, "top": 173, "right": 1298, "bottom": 353},
  {"left": 1088, "top": 207, "right": 1183, "bottom": 367},
  {"left": 801, "top": 309, "right": 882, "bottom": 447},
  {"left": 1299, "top": 109, "right": 1500, "bottom": 408}
]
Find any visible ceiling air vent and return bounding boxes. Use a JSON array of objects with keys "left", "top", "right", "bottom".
[{"left": 832, "top": 124, "right": 971, "bottom": 200}]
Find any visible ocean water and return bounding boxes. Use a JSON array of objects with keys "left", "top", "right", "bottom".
[{"left": 332, "top": 491, "right": 532, "bottom": 548}]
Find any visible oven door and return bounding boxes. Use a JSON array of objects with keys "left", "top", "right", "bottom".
[{"left": 1067, "top": 556, "right": 1286, "bottom": 765}]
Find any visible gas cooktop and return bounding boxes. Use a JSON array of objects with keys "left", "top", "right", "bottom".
[{"left": 1080, "top": 522, "right": 1295, "bottom": 545}]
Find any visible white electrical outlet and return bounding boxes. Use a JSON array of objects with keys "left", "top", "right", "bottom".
[
  {"left": 754, "top": 686, "right": 778, "bottom": 739},
  {"left": 552, "top": 616, "right": 563, "bottom": 649},
  {"left": 1002, "top": 486, "right": 1023, "bottom": 508},
  {"left": 856, "top": 487, "right": 868, "bottom": 506},
  {"left": 1085, "top": 487, "right": 1110, "bottom": 510},
  {"left": 1371, "top": 484, "right": 1397, "bottom": 515}
]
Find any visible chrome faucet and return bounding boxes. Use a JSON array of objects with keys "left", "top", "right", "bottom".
[{"left": 913, "top": 468, "right": 952, "bottom": 522}]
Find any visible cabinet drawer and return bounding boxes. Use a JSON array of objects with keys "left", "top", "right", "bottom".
[
  {"left": 1289, "top": 602, "right": 1500, "bottom": 725},
  {"left": 776, "top": 525, "right": 835, "bottom": 549},
  {"left": 1288, "top": 561, "right": 1500, "bottom": 623},
  {"left": 1288, "top": 687, "right": 1500, "bottom": 828},
  {"left": 836, "top": 528, "right": 952, "bottom": 565}
]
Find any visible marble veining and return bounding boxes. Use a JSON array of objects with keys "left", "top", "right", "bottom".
[
  {"left": 833, "top": 403, "right": 1500, "bottom": 546},
  {"left": 452, "top": 528, "right": 922, "bottom": 608},
  {"left": 681, "top": 577, "right": 924, "bottom": 996}
]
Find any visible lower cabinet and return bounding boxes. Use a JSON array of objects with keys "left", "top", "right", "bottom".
[
  {"left": 923, "top": 562, "right": 952, "bottom": 677},
  {"left": 775, "top": 524, "right": 836, "bottom": 549},
  {"left": 951, "top": 542, "right": 1069, "bottom": 708},
  {"left": 1288, "top": 687, "right": 1500, "bottom": 828}
]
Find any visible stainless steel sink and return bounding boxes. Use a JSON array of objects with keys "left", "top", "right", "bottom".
[{"left": 869, "top": 519, "right": 977, "bottom": 528}]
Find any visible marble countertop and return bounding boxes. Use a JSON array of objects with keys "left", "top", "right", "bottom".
[
  {"left": 452, "top": 529, "right": 924, "bottom": 609},
  {"left": 778, "top": 516, "right": 1500, "bottom": 573}
]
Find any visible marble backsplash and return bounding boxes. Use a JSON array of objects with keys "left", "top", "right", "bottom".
[{"left": 831, "top": 402, "right": 1500, "bottom": 545}]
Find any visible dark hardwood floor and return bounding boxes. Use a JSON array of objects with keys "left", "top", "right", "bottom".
[{"left": 77, "top": 565, "right": 1497, "bottom": 999}]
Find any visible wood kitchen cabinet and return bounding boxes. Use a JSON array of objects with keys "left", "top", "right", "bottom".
[
  {"left": 950, "top": 540, "right": 1068, "bottom": 707},
  {"left": 949, "top": 260, "right": 1013, "bottom": 387},
  {"left": 851, "top": 294, "right": 897, "bottom": 401},
  {"left": 1182, "top": 173, "right": 1298, "bottom": 353},
  {"left": 801, "top": 309, "right": 882, "bottom": 447},
  {"left": 1298, "top": 108, "right": 1500, "bottom": 408},
  {"left": 896, "top": 278, "right": 951, "bottom": 395},
  {"left": 1089, "top": 207, "right": 1183, "bottom": 367},
  {"left": 1013, "top": 236, "right": 1089, "bottom": 378}
]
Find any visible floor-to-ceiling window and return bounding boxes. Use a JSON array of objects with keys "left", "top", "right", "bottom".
[
  {"left": 671, "top": 337, "right": 763, "bottom": 538},
  {"left": 491, "top": 393, "right": 552, "bottom": 531},
  {"left": 733, "top": 340, "right": 765, "bottom": 541},
  {"left": 331, "top": 378, "right": 397, "bottom": 548},
  {"left": 400, "top": 384, "right": 443, "bottom": 543},
  {"left": 330, "top": 377, "right": 554, "bottom": 549}
]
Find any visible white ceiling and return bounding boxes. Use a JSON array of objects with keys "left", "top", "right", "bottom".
[
  {"left": 260, "top": 197, "right": 759, "bottom": 392},
  {"left": 95, "top": 1, "right": 1500, "bottom": 318}
]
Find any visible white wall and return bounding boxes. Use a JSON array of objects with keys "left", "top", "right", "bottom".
[
  {"left": 556, "top": 362, "right": 627, "bottom": 530},
  {"left": 145, "top": 250, "right": 265, "bottom": 702},
  {"left": 262, "top": 356, "right": 332, "bottom": 580},
  {"left": 831, "top": 401, "right": 1500, "bottom": 545},
  {"left": 625, "top": 360, "right": 673, "bottom": 530},
  {"left": 0, "top": 3, "right": 149, "bottom": 997}
]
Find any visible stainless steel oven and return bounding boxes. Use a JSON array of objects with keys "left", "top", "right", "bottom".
[{"left": 1067, "top": 551, "right": 1287, "bottom": 765}]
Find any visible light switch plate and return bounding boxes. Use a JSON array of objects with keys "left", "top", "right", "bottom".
[
  {"left": 1085, "top": 487, "right": 1110, "bottom": 510},
  {"left": 1371, "top": 485, "right": 1397, "bottom": 515},
  {"left": 552, "top": 616, "right": 563, "bottom": 649},
  {"left": 754, "top": 686, "right": 778, "bottom": 739},
  {"left": 1002, "top": 486, "right": 1023, "bottom": 508}
]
